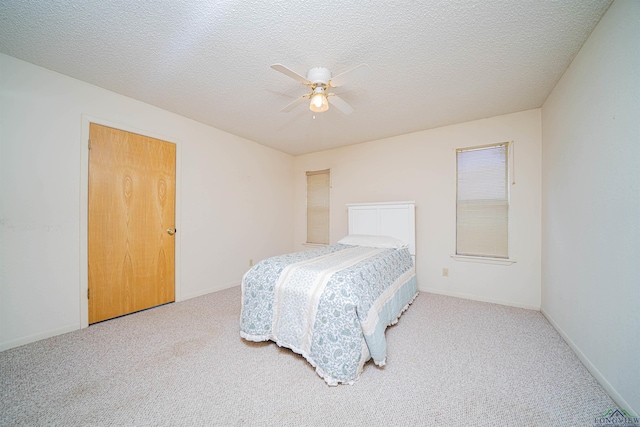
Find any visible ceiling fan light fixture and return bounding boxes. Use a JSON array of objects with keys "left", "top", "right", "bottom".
[
  {"left": 272, "top": 63, "right": 368, "bottom": 115},
  {"left": 310, "top": 87, "right": 329, "bottom": 113}
]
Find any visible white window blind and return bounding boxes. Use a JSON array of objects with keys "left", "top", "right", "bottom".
[
  {"left": 306, "top": 169, "right": 330, "bottom": 244},
  {"left": 456, "top": 143, "right": 509, "bottom": 258}
]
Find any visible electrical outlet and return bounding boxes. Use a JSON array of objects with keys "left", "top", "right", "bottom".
[
  {"left": 442, "top": 268, "right": 449, "bottom": 277},
  {"left": 249, "top": 259, "right": 254, "bottom": 267}
]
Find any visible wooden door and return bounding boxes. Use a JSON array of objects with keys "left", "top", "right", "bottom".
[{"left": 88, "top": 123, "right": 176, "bottom": 324}]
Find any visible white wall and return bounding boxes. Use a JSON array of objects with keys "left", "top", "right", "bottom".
[
  {"left": 0, "top": 54, "right": 294, "bottom": 351},
  {"left": 293, "top": 109, "right": 542, "bottom": 310},
  {"left": 541, "top": 0, "right": 639, "bottom": 414}
]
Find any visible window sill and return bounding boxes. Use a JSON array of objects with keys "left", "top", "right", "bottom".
[{"left": 450, "top": 254, "right": 517, "bottom": 266}]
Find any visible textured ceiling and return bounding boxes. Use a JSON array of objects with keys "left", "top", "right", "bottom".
[{"left": 0, "top": 0, "right": 611, "bottom": 155}]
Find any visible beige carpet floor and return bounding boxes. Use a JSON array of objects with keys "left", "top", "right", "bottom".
[{"left": 0, "top": 286, "right": 621, "bottom": 426}]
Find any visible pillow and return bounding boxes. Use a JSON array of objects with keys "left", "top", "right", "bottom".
[{"left": 337, "top": 234, "right": 407, "bottom": 249}]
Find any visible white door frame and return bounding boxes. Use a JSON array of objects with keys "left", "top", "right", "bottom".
[{"left": 79, "top": 115, "right": 182, "bottom": 328}]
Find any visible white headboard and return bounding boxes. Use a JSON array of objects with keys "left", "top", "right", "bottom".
[{"left": 347, "top": 201, "right": 416, "bottom": 257}]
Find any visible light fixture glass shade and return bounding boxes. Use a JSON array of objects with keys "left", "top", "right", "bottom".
[{"left": 310, "top": 92, "right": 329, "bottom": 113}]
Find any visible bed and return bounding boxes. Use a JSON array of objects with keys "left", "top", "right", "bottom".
[{"left": 240, "top": 202, "right": 417, "bottom": 385}]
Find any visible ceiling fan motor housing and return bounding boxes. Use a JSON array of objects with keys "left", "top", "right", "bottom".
[{"left": 307, "top": 67, "right": 332, "bottom": 86}]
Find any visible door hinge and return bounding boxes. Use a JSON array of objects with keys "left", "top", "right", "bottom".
[
  {"left": 88, "top": 138, "right": 92, "bottom": 150},
  {"left": 87, "top": 288, "right": 90, "bottom": 299}
]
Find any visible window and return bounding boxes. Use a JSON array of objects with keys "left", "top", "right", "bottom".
[
  {"left": 306, "top": 169, "right": 330, "bottom": 244},
  {"left": 456, "top": 143, "right": 509, "bottom": 258}
]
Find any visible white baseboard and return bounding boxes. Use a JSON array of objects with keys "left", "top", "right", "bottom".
[
  {"left": 1, "top": 282, "right": 242, "bottom": 352},
  {"left": 0, "top": 323, "right": 80, "bottom": 352},
  {"left": 541, "top": 307, "right": 638, "bottom": 416},
  {"left": 422, "top": 287, "right": 540, "bottom": 311},
  {"left": 179, "top": 281, "right": 240, "bottom": 301}
]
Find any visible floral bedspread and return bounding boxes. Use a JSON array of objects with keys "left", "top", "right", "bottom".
[{"left": 240, "top": 244, "right": 417, "bottom": 385}]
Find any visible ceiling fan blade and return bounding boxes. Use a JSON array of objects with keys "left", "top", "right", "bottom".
[
  {"left": 328, "top": 95, "right": 354, "bottom": 115},
  {"left": 329, "top": 64, "right": 371, "bottom": 87},
  {"left": 281, "top": 95, "right": 309, "bottom": 112},
  {"left": 271, "top": 64, "right": 311, "bottom": 85}
]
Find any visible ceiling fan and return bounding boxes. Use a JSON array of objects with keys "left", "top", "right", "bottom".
[{"left": 271, "top": 63, "right": 371, "bottom": 115}]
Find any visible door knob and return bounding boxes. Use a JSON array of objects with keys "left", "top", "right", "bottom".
[{"left": 167, "top": 228, "right": 176, "bottom": 235}]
